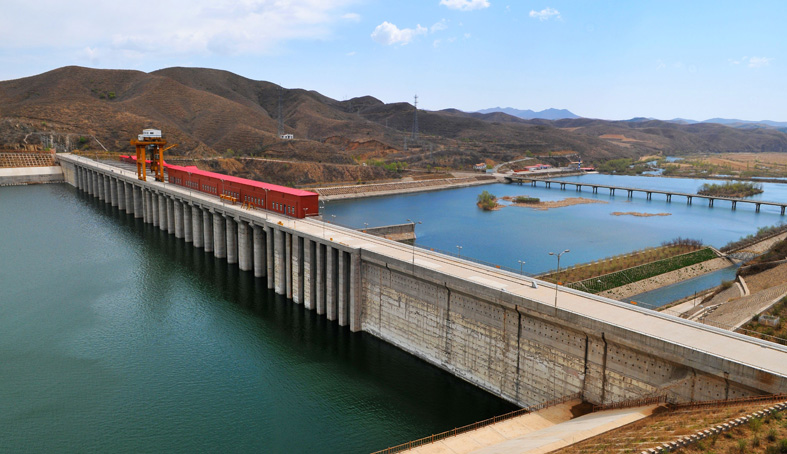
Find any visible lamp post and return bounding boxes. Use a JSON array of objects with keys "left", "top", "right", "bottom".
[
  {"left": 456, "top": 245, "right": 462, "bottom": 257},
  {"left": 406, "top": 219, "right": 421, "bottom": 265},
  {"left": 363, "top": 222, "right": 369, "bottom": 231},
  {"left": 518, "top": 260, "right": 526, "bottom": 275},
  {"left": 549, "top": 249, "right": 570, "bottom": 312},
  {"left": 319, "top": 201, "right": 326, "bottom": 238}
]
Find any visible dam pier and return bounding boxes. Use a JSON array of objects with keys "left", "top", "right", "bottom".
[{"left": 59, "top": 154, "right": 787, "bottom": 408}]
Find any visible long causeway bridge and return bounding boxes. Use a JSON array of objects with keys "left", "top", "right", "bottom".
[
  {"left": 505, "top": 175, "right": 787, "bottom": 214},
  {"left": 58, "top": 154, "right": 787, "bottom": 409}
]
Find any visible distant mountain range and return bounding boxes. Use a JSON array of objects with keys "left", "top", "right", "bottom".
[
  {"left": 667, "top": 118, "right": 787, "bottom": 130},
  {"left": 476, "top": 107, "right": 581, "bottom": 120},
  {"left": 2, "top": 66, "right": 787, "bottom": 187}
]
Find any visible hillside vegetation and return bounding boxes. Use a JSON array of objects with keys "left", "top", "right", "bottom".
[{"left": 3, "top": 66, "right": 787, "bottom": 185}]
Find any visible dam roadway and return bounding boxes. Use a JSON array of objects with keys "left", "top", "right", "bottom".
[{"left": 58, "top": 154, "right": 787, "bottom": 408}]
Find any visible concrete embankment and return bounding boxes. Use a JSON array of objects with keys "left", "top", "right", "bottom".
[
  {"left": 599, "top": 257, "right": 734, "bottom": 300},
  {"left": 0, "top": 166, "right": 64, "bottom": 185},
  {"left": 315, "top": 175, "right": 496, "bottom": 200}
]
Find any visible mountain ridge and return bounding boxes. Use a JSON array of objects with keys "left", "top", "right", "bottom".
[{"left": 2, "top": 66, "right": 787, "bottom": 186}]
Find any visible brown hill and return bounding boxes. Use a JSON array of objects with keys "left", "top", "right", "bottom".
[{"left": 2, "top": 66, "right": 787, "bottom": 185}]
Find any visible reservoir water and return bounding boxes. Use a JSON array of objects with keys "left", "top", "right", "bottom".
[
  {"left": 0, "top": 184, "right": 516, "bottom": 453},
  {"left": 324, "top": 174, "right": 787, "bottom": 305}
]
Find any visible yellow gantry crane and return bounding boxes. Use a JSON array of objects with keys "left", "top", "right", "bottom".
[{"left": 130, "top": 129, "right": 177, "bottom": 182}]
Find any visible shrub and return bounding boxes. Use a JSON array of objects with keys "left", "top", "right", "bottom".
[
  {"left": 477, "top": 190, "right": 497, "bottom": 211},
  {"left": 514, "top": 196, "right": 540, "bottom": 204}
]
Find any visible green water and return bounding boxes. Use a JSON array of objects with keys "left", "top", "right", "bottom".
[{"left": 0, "top": 184, "right": 516, "bottom": 453}]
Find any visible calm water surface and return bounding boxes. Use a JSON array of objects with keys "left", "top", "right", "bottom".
[
  {"left": 0, "top": 184, "right": 516, "bottom": 453},
  {"left": 325, "top": 174, "right": 786, "bottom": 304}
]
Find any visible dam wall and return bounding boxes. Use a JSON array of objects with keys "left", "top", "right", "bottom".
[{"left": 58, "top": 154, "right": 787, "bottom": 407}]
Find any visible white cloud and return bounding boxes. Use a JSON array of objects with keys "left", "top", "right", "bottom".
[
  {"left": 0, "top": 0, "right": 357, "bottom": 59},
  {"left": 529, "top": 7, "right": 561, "bottom": 21},
  {"left": 431, "top": 19, "right": 449, "bottom": 33},
  {"left": 748, "top": 56, "right": 773, "bottom": 68},
  {"left": 439, "top": 0, "right": 490, "bottom": 11},
  {"left": 346, "top": 51, "right": 356, "bottom": 56},
  {"left": 343, "top": 13, "right": 361, "bottom": 22},
  {"left": 729, "top": 56, "right": 773, "bottom": 68},
  {"left": 371, "top": 22, "right": 427, "bottom": 45}
]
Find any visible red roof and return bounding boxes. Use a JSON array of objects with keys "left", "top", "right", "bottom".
[{"left": 165, "top": 163, "right": 318, "bottom": 197}]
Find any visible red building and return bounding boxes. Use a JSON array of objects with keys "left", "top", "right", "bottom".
[
  {"left": 165, "top": 164, "right": 319, "bottom": 219},
  {"left": 119, "top": 156, "right": 319, "bottom": 218}
]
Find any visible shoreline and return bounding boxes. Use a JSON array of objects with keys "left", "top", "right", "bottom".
[{"left": 316, "top": 175, "right": 497, "bottom": 201}]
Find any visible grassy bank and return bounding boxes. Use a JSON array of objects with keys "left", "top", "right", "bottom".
[
  {"left": 541, "top": 239, "right": 704, "bottom": 284},
  {"left": 567, "top": 247, "right": 717, "bottom": 294}
]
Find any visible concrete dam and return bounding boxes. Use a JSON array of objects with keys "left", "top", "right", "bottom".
[{"left": 58, "top": 154, "right": 787, "bottom": 408}]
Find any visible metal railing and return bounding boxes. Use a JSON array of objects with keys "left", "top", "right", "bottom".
[
  {"left": 369, "top": 393, "right": 582, "bottom": 454},
  {"left": 668, "top": 393, "right": 787, "bottom": 411},
  {"left": 592, "top": 395, "right": 668, "bottom": 412}
]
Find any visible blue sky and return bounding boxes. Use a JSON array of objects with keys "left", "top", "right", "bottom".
[{"left": 1, "top": 1, "right": 784, "bottom": 121}]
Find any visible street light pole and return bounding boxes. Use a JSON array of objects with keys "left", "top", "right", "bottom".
[
  {"left": 518, "top": 260, "right": 525, "bottom": 274},
  {"left": 319, "top": 201, "right": 326, "bottom": 238},
  {"left": 406, "top": 219, "right": 421, "bottom": 265},
  {"left": 456, "top": 245, "right": 462, "bottom": 257},
  {"left": 548, "top": 249, "right": 570, "bottom": 313}
]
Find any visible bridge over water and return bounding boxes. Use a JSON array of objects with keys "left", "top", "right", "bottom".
[
  {"left": 504, "top": 175, "right": 787, "bottom": 215},
  {"left": 58, "top": 154, "right": 787, "bottom": 408}
]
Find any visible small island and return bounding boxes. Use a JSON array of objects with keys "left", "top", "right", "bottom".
[
  {"left": 611, "top": 212, "right": 671, "bottom": 217},
  {"left": 477, "top": 190, "right": 500, "bottom": 210},
  {"left": 697, "top": 181, "right": 764, "bottom": 198},
  {"left": 476, "top": 192, "right": 608, "bottom": 211}
]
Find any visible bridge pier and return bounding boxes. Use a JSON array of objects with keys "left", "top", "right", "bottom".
[
  {"left": 266, "top": 225, "right": 274, "bottom": 289},
  {"left": 592, "top": 186, "right": 598, "bottom": 194},
  {"left": 213, "top": 212, "right": 226, "bottom": 258},
  {"left": 732, "top": 201, "right": 737, "bottom": 210},
  {"left": 627, "top": 189, "right": 633, "bottom": 198},
  {"left": 756, "top": 203, "right": 761, "bottom": 213},
  {"left": 192, "top": 205, "right": 203, "bottom": 247},
  {"left": 203, "top": 210, "right": 214, "bottom": 253},
  {"left": 292, "top": 235, "right": 303, "bottom": 304},
  {"left": 316, "top": 243, "right": 326, "bottom": 315},
  {"left": 338, "top": 250, "right": 349, "bottom": 326},
  {"left": 326, "top": 246, "right": 337, "bottom": 321},
  {"left": 286, "top": 232, "right": 293, "bottom": 299},
  {"left": 646, "top": 192, "right": 652, "bottom": 200},
  {"left": 687, "top": 196, "right": 692, "bottom": 205},
  {"left": 183, "top": 202, "right": 193, "bottom": 242},
  {"left": 576, "top": 184, "right": 582, "bottom": 192},
  {"left": 560, "top": 183, "right": 566, "bottom": 190},
  {"left": 117, "top": 179, "right": 125, "bottom": 210},
  {"left": 238, "top": 221, "right": 252, "bottom": 271},
  {"left": 666, "top": 194, "right": 672, "bottom": 203},
  {"left": 274, "top": 228, "right": 285, "bottom": 294},
  {"left": 226, "top": 216, "right": 238, "bottom": 264},
  {"left": 303, "top": 239, "right": 315, "bottom": 309},
  {"left": 167, "top": 197, "right": 175, "bottom": 235},
  {"left": 709, "top": 198, "right": 714, "bottom": 208},
  {"left": 609, "top": 188, "right": 615, "bottom": 196},
  {"left": 174, "top": 199, "right": 184, "bottom": 239},
  {"left": 782, "top": 206, "right": 785, "bottom": 215},
  {"left": 253, "top": 225, "right": 265, "bottom": 278}
]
